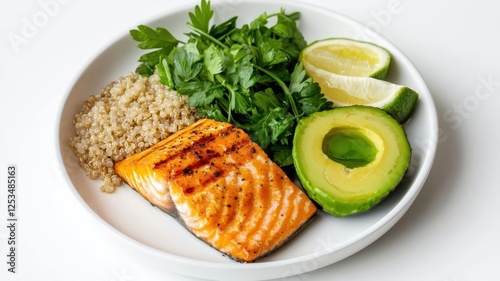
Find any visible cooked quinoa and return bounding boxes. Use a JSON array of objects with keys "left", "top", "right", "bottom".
[{"left": 69, "top": 72, "right": 199, "bottom": 192}]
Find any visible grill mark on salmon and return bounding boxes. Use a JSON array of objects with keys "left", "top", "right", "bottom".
[
  {"left": 152, "top": 127, "right": 227, "bottom": 169},
  {"left": 114, "top": 119, "right": 317, "bottom": 262}
]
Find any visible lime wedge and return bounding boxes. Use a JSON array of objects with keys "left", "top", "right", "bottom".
[
  {"left": 301, "top": 38, "right": 391, "bottom": 79},
  {"left": 303, "top": 62, "right": 418, "bottom": 123}
]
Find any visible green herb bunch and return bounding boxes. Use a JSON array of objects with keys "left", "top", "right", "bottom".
[{"left": 130, "top": 0, "right": 332, "bottom": 166}]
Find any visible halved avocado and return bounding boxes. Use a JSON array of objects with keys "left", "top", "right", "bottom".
[{"left": 292, "top": 106, "right": 411, "bottom": 217}]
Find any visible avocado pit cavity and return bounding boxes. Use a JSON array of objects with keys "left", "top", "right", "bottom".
[
  {"left": 292, "top": 106, "right": 412, "bottom": 217},
  {"left": 322, "top": 127, "right": 378, "bottom": 169}
]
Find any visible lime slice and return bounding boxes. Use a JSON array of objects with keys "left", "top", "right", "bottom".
[
  {"left": 301, "top": 38, "right": 391, "bottom": 79},
  {"left": 303, "top": 62, "right": 418, "bottom": 123}
]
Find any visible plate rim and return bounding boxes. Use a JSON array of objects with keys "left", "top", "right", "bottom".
[{"left": 55, "top": 0, "right": 438, "bottom": 279}]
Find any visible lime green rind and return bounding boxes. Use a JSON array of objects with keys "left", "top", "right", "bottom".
[
  {"left": 369, "top": 56, "right": 390, "bottom": 80},
  {"left": 302, "top": 57, "right": 418, "bottom": 123},
  {"left": 360, "top": 39, "right": 391, "bottom": 79},
  {"left": 301, "top": 37, "right": 418, "bottom": 123},
  {"left": 301, "top": 37, "right": 392, "bottom": 79},
  {"left": 382, "top": 86, "right": 419, "bottom": 123}
]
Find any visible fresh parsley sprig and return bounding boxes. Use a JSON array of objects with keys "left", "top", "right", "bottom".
[
  {"left": 130, "top": 0, "right": 332, "bottom": 166},
  {"left": 129, "top": 25, "right": 179, "bottom": 76}
]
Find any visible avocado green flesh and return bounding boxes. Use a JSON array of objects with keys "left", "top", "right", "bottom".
[
  {"left": 322, "top": 127, "right": 378, "bottom": 169},
  {"left": 292, "top": 106, "right": 411, "bottom": 217}
]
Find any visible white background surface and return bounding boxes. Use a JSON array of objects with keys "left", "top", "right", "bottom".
[{"left": 1, "top": 0, "right": 499, "bottom": 280}]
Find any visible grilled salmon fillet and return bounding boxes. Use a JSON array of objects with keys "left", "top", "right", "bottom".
[{"left": 114, "top": 119, "right": 317, "bottom": 262}]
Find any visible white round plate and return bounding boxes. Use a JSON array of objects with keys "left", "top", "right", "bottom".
[{"left": 57, "top": 0, "right": 438, "bottom": 280}]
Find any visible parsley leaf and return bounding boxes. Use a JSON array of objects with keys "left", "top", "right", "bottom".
[
  {"left": 130, "top": 25, "right": 178, "bottom": 49},
  {"left": 188, "top": 0, "right": 213, "bottom": 33},
  {"left": 130, "top": 0, "right": 333, "bottom": 167},
  {"left": 170, "top": 42, "right": 203, "bottom": 82},
  {"left": 203, "top": 44, "right": 225, "bottom": 80},
  {"left": 157, "top": 57, "right": 173, "bottom": 87},
  {"left": 209, "top": 16, "right": 237, "bottom": 39},
  {"left": 290, "top": 62, "right": 333, "bottom": 115},
  {"left": 129, "top": 25, "right": 179, "bottom": 75}
]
